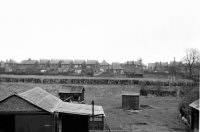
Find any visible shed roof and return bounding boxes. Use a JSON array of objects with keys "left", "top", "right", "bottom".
[
  {"left": 0, "top": 87, "right": 104, "bottom": 116},
  {"left": 21, "top": 59, "right": 37, "bottom": 64},
  {"left": 18, "top": 87, "right": 62, "bottom": 113},
  {"left": 189, "top": 99, "right": 199, "bottom": 111},
  {"left": 59, "top": 85, "right": 85, "bottom": 94},
  {"left": 56, "top": 102, "right": 105, "bottom": 116}
]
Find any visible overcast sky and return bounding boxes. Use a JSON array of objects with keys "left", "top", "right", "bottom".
[{"left": 0, "top": 0, "right": 200, "bottom": 64}]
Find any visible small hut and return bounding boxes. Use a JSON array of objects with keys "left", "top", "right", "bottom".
[
  {"left": 59, "top": 85, "right": 85, "bottom": 102},
  {"left": 189, "top": 99, "right": 199, "bottom": 132},
  {"left": 122, "top": 93, "right": 140, "bottom": 110}
]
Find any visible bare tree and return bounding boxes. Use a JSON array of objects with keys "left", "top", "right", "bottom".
[{"left": 182, "top": 48, "right": 200, "bottom": 77}]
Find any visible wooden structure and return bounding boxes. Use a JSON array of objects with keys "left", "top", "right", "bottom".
[
  {"left": 0, "top": 87, "right": 105, "bottom": 132},
  {"left": 189, "top": 99, "right": 199, "bottom": 132},
  {"left": 59, "top": 85, "right": 85, "bottom": 102},
  {"left": 122, "top": 93, "right": 140, "bottom": 110}
]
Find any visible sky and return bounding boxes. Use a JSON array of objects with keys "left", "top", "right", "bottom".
[{"left": 0, "top": 0, "right": 200, "bottom": 65}]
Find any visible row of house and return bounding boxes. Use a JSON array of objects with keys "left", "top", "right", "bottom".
[
  {"left": 147, "top": 60, "right": 200, "bottom": 77},
  {"left": 0, "top": 59, "right": 145, "bottom": 76}
]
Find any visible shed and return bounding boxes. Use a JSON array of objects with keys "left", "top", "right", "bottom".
[
  {"left": 122, "top": 93, "right": 140, "bottom": 110},
  {"left": 189, "top": 99, "right": 199, "bottom": 132},
  {"left": 59, "top": 85, "right": 85, "bottom": 102},
  {"left": 0, "top": 87, "right": 105, "bottom": 132}
]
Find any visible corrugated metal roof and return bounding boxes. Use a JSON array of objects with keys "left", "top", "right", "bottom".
[
  {"left": 189, "top": 99, "right": 199, "bottom": 111},
  {"left": 17, "top": 87, "right": 104, "bottom": 116},
  {"left": 56, "top": 102, "right": 105, "bottom": 116},
  {"left": 59, "top": 85, "right": 84, "bottom": 93},
  {"left": 18, "top": 87, "right": 62, "bottom": 113}
]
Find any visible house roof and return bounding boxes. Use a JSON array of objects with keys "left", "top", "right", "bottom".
[
  {"left": 189, "top": 99, "right": 199, "bottom": 111},
  {"left": 0, "top": 87, "right": 105, "bottom": 116},
  {"left": 61, "top": 60, "right": 73, "bottom": 65},
  {"left": 112, "top": 63, "right": 124, "bottom": 70},
  {"left": 73, "top": 60, "right": 85, "bottom": 65},
  {"left": 59, "top": 85, "right": 85, "bottom": 94},
  {"left": 38, "top": 59, "right": 50, "bottom": 64},
  {"left": 100, "top": 60, "right": 109, "bottom": 66},
  {"left": 50, "top": 59, "right": 61, "bottom": 64},
  {"left": 21, "top": 59, "right": 37, "bottom": 64},
  {"left": 5, "top": 59, "right": 18, "bottom": 64},
  {"left": 86, "top": 60, "right": 98, "bottom": 65}
]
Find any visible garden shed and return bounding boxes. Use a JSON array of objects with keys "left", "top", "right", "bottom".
[
  {"left": 189, "top": 99, "right": 199, "bottom": 132},
  {"left": 59, "top": 85, "right": 85, "bottom": 102},
  {"left": 0, "top": 87, "right": 105, "bottom": 132},
  {"left": 122, "top": 93, "right": 140, "bottom": 110}
]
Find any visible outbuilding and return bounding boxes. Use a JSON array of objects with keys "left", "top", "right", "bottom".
[
  {"left": 59, "top": 85, "right": 85, "bottom": 102},
  {"left": 189, "top": 99, "right": 199, "bottom": 132},
  {"left": 122, "top": 93, "right": 140, "bottom": 110},
  {"left": 0, "top": 87, "right": 105, "bottom": 132}
]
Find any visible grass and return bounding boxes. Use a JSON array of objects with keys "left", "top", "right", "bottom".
[{"left": 0, "top": 82, "right": 189, "bottom": 132}]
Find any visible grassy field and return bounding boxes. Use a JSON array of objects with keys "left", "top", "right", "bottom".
[{"left": 0, "top": 83, "right": 189, "bottom": 132}]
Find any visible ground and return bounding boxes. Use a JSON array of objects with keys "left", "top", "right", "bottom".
[{"left": 0, "top": 83, "right": 189, "bottom": 132}]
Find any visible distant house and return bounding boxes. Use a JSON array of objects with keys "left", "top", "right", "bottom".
[
  {"left": 148, "top": 62, "right": 168, "bottom": 73},
  {"left": 0, "top": 61, "right": 5, "bottom": 73},
  {"left": 189, "top": 99, "right": 199, "bottom": 132},
  {"left": 73, "top": 60, "right": 86, "bottom": 75},
  {"left": 59, "top": 85, "right": 85, "bottom": 102},
  {"left": 59, "top": 60, "right": 73, "bottom": 73},
  {"left": 124, "top": 61, "right": 136, "bottom": 77},
  {"left": 5, "top": 59, "right": 18, "bottom": 72},
  {"left": 19, "top": 58, "right": 38, "bottom": 73},
  {"left": 49, "top": 59, "right": 61, "bottom": 71},
  {"left": 38, "top": 59, "right": 50, "bottom": 71},
  {"left": 111, "top": 63, "right": 124, "bottom": 75},
  {"left": 85, "top": 60, "right": 99, "bottom": 74},
  {"left": 99, "top": 60, "right": 110, "bottom": 72}
]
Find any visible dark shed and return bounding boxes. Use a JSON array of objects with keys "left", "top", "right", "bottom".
[
  {"left": 59, "top": 85, "right": 85, "bottom": 102},
  {"left": 122, "top": 93, "right": 140, "bottom": 110},
  {"left": 0, "top": 87, "right": 105, "bottom": 132},
  {"left": 189, "top": 99, "right": 199, "bottom": 132}
]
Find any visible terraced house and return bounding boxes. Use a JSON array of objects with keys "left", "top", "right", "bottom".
[
  {"left": 111, "top": 62, "right": 124, "bottom": 75},
  {"left": 5, "top": 59, "right": 18, "bottom": 72},
  {"left": 59, "top": 60, "right": 73, "bottom": 73},
  {"left": 99, "top": 60, "right": 110, "bottom": 72},
  {"left": 49, "top": 59, "right": 61, "bottom": 71},
  {"left": 85, "top": 60, "right": 99, "bottom": 74},
  {"left": 73, "top": 60, "right": 86, "bottom": 75},
  {"left": 38, "top": 59, "right": 50, "bottom": 71},
  {"left": 19, "top": 59, "right": 38, "bottom": 72}
]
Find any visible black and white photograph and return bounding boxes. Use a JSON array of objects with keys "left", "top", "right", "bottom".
[{"left": 0, "top": 0, "right": 199, "bottom": 132}]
